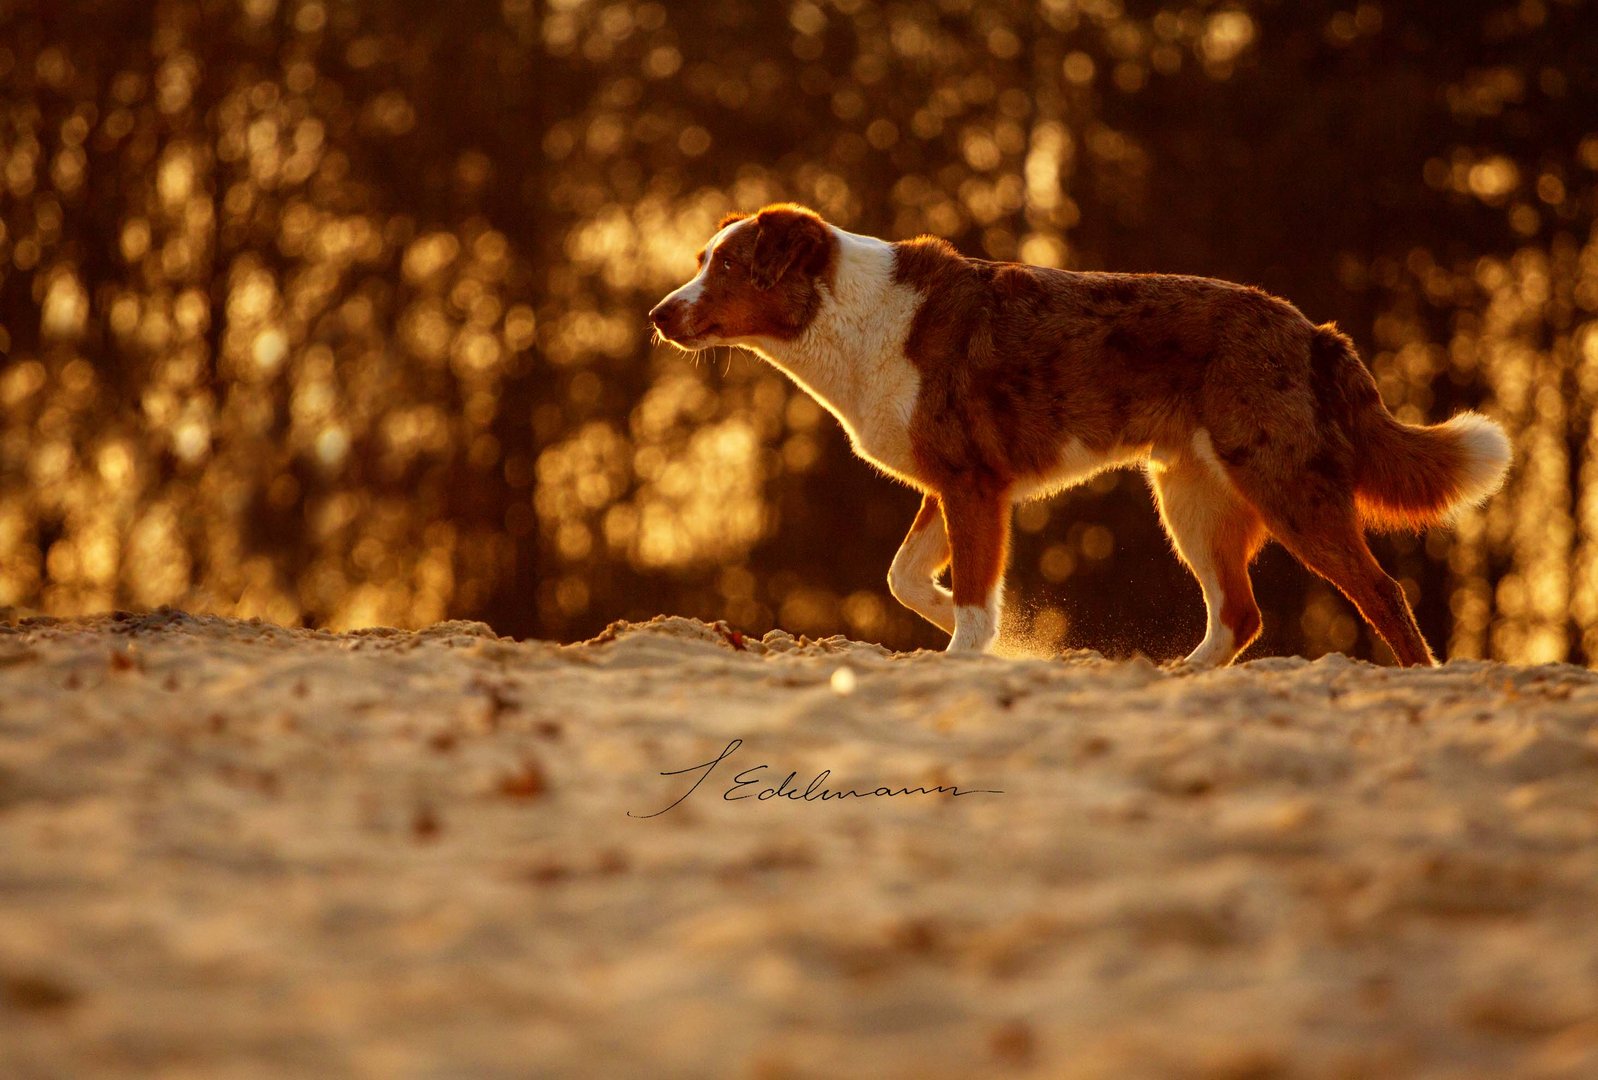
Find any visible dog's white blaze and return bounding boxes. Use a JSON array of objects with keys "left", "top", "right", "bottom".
[
  {"left": 750, "top": 227, "right": 922, "bottom": 482},
  {"left": 660, "top": 218, "right": 749, "bottom": 308}
]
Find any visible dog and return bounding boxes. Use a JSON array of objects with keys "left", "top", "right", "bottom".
[{"left": 648, "top": 203, "right": 1511, "bottom": 667}]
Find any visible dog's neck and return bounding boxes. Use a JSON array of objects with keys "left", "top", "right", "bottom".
[{"left": 747, "top": 228, "right": 921, "bottom": 435}]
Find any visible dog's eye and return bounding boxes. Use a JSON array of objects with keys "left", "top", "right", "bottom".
[{"left": 722, "top": 258, "right": 734, "bottom": 272}]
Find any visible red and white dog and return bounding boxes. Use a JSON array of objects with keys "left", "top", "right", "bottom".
[{"left": 649, "top": 204, "right": 1510, "bottom": 667}]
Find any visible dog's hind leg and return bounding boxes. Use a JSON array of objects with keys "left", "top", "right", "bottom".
[
  {"left": 1214, "top": 438, "right": 1437, "bottom": 667},
  {"left": 1266, "top": 506, "right": 1435, "bottom": 666},
  {"left": 1148, "top": 454, "right": 1266, "bottom": 669},
  {"left": 941, "top": 482, "right": 1011, "bottom": 653},
  {"left": 887, "top": 493, "right": 956, "bottom": 634}
]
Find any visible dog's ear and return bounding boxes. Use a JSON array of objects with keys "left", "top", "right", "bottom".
[{"left": 750, "top": 206, "right": 829, "bottom": 290}]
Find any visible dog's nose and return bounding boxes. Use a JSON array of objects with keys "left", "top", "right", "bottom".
[{"left": 648, "top": 300, "right": 676, "bottom": 331}]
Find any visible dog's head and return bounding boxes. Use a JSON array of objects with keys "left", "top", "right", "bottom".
[{"left": 649, "top": 203, "right": 836, "bottom": 349}]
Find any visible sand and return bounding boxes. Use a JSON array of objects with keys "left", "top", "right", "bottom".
[{"left": 1, "top": 610, "right": 1597, "bottom": 1079}]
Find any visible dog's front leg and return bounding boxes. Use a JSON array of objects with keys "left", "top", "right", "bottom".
[
  {"left": 887, "top": 493, "right": 957, "bottom": 634},
  {"left": 940, "top": 481, "right": 1011, "bottom": 653}
]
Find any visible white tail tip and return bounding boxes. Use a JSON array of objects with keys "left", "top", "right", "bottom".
[{"left": 1445, "top": 411, "right": 1511, "bottom": 507}]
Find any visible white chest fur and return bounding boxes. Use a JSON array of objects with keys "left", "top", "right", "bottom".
[{"left": 752, "top": 230, "right": 923, "bottom": 482}]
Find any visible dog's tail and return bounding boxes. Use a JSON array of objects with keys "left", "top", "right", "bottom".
[{"left": 1310, "top": 324, "right": 1511, "bottom": 531}]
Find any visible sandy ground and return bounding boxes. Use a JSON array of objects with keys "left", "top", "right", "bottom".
[{"left": 1, "top": 611, "right": 1597, "bottom": 1079}]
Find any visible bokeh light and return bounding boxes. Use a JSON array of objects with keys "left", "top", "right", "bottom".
[{"left": 1, "top": 0, "right": 1594, "bottom": 663}]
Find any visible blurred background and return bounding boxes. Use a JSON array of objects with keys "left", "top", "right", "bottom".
[{"left": 0, "top": 0, "right": 1594, "bottom": 664}]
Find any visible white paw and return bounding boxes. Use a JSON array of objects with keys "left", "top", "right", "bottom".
[
  {"left": 946, "top": 603, "right": 998, "bottom": 653},
  {"left": 1176, "top": 628, "right": 1235, "bottom": 671}
]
